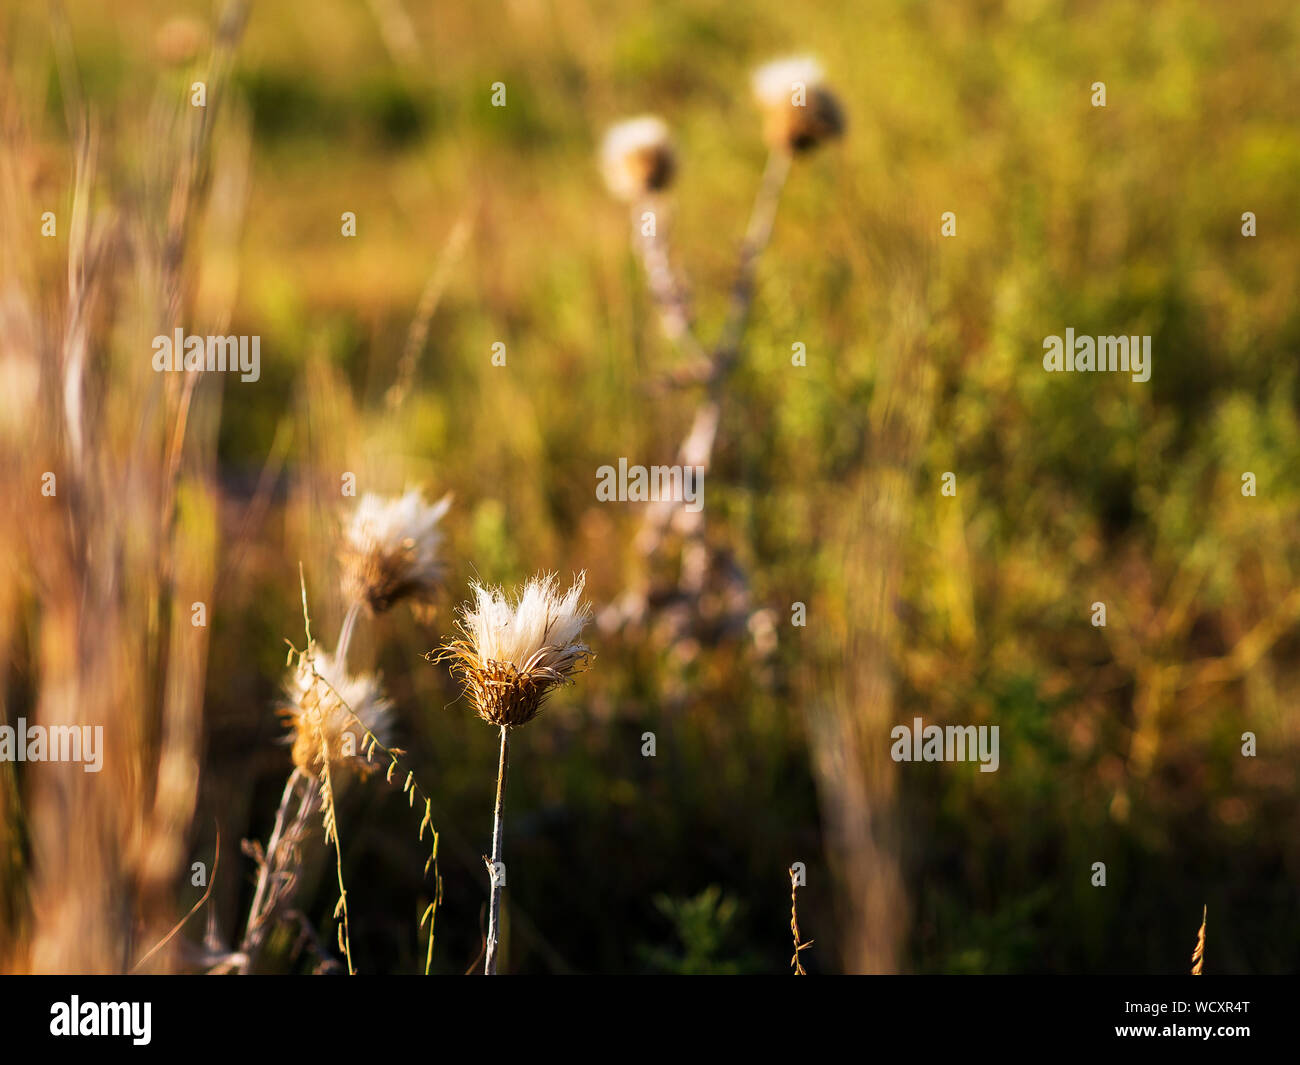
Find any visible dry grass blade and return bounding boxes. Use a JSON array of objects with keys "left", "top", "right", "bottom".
[
  {"left": 1191, "top": 905, "right": 1206, "bottom": 975},
  {"left": 0, "top": 0, "right": 250, "bottom": 974},
  {"left": 131, "top": 827, "right": 222, "bottom": 973},
  {"left": 789, "top": 865, "right": 813, "bottom": 975}
]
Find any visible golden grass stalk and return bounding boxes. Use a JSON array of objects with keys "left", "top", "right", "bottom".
[
  {"left": 1191, "top": 905, "right": 1206, "bottom": 975},
  {"left": 239, "top": 569, "right": 444, "bottom": 973},
  {"left": 789, "top": 866, "right": 813, "bottom": 975},
  {"left": 0, "top": 0, "right": 249, "bottom": 974}
]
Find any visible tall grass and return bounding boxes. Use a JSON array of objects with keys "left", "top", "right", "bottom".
[
  {"left": 0, "top": 0, "right": 249, "bottom": 971},
  {"left": 1, "top": 0, "right": 1298, "bottom": 975}
]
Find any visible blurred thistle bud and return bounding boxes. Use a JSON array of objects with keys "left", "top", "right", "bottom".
[
  {"left": 153, "top": 17, "right": 208, "bottom": 67},
  {"left": 435, "top": 572, "right": 592, "bottom": 728},
  {"left": 599, "top": 116, "right": 677, "bottom": 202},
  {"left": 751, "top": 57, "right": 845, "bottom": 153},
  {"left": 339, "top": 489, "right": 452, "bottom": 614},
  {"left": 283, "top": 649, "right": 393, "bottom": 775}
]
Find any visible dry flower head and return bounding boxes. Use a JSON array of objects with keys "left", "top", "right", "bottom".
[
  {"left": 437, "top": 572, "right": 592, "bottom": 728},
  {"left": 600, "top": 116, "right": 677, "bottom": 202},
  {"left": 283, "top": 648, "right": 393, "bottom": 775},
  {"left": 751, "top": 57, "right": 845, "bottom": 153},
  {"left": 340, "top": 489, "right": 452, "bottom": 614}
]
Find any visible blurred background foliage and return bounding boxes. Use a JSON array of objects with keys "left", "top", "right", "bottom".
[{"left": 2, "top": 0, "right": 1299, "bottom": 973}]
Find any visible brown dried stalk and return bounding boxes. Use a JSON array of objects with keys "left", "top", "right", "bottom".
[
  {"left": 0, "top": 0, "right": 249, "bottom": 974},
  {"left": 238, "top": 768, "right": 319, "bottom": 971},
  {"left": 603, "top": 148, "right": 794, "bottom": 647},
  {"left": 789, "top": 865, "right": 813, "bottom": 975},
  {"left": 1191, "top": 905, "right": 1206, "bottom": 975}
]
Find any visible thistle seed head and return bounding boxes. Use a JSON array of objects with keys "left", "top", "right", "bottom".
[
  {"left": 435, "top": 572, "right": 593, "bottom": 728},
  {"left": 283, "top": 648, "right": 393, "bottom": 774},
  {"left": 600, "top": 116, "right": 677, "bottom": 202},
  {"left": 751, "top": 57, "right": 845, "bottom": 153},
  {"left": 339, "top": 489, "right": 452, "bottom": 614}
]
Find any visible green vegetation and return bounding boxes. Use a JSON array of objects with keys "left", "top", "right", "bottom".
[{"left": 1, "top": 0, "right": 1297, "bottom": 974}]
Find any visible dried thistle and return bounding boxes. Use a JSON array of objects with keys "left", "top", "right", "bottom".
[
  {"left": 1191, "top": 905, "right": 1206, "bottom": 975},
  {"left": 432, "top": 572, "right": 593, "bottom": 974},
  {"left": 600, "top": 115, "right": 703, "bottom": 367},
  {"left": 339, "top": 489, "right": 452, "bottom": 615},
  {"left": 435, "top": 572, "right": 593, "bottom": 729},
  {"left": 751, "top": 57, "right": 845, "bottom": 153},
  {"left": 599, "top": 59, "right": 843, "bottom": 656},
  {"left": 282, "top": 647, "right": 393, "bottom": 775},
  {"left": 239, "top": 573, "right": 444, "bottom": 975},
  {"left": 599, "top": 115, "right": 677, "bottom": 202}
]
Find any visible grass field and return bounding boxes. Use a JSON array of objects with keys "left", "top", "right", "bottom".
[{"left": 1, "top": 0, "right": 1298, "bottom": 974}]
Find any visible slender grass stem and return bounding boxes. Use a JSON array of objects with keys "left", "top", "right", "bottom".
[
  {"left": 319, "top": 745, "right": 355, "bottom": 974},
  {"left": 485, "top": 724, "right": 510, "bottom": 975}
]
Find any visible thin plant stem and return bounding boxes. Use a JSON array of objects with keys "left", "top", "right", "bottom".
[
  {"left": 289, "top": 619, "right": 445, "bottom": 974},
  {"left": 485, "top": 724, "right": 510, "bottom": 975},
  {"left": 632, "top": 147, "right": 793, "bottom": 567},
  {"left": 789, "top": 865, "right": 813, "bottom": 975},
  {"left": 335, "top": 600, "right": 363, "bottom": 667},
  {"left": 633, "top": 198, "right": 708, "bottom": 367},
  {"left": 714, "top": 146, "right": 792, "bottom": 384},
  {"left": 239, "top": 767, "right": 307, "bottom": 968},
  {"left": 131, "top": 828, "right": 222, "bottom": 972},
  {"left": 318, "top": 737, "right": 354, "bottom": 974}
]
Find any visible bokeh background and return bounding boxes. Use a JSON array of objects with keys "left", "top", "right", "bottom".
[{"left": 2, "top": 0, "right": 1299, "bottom": 974}]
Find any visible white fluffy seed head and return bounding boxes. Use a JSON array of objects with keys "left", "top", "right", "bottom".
[
  {"left": 462, "top": 572, "right": 592, "bottom": 674},
  {"left": 340, "top": 489, "right": 452, "bottom": 612},
  {"left": 600, "top": 116, "right": 677, "bottom": 202},
  {"left": 284, "top": 649, "right": 393, "bottom": 773},
  {"left": 752, "top": 57, "right": 826, "bottom": 107},
  {"left": 438, "top": 573, "right": 593, "bottom": 727},
  {"left": 751, "top": 57, "right": 844, "bottom": 152}
]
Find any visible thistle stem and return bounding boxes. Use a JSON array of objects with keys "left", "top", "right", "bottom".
[
  {"left": 715, "top": 146, "right": 792, "bottom": 381},
  {"left": 335, "top": 600, "right": 363, "bottom": 666},
  {"left": 630, "top": 148, "right": 792, "bottom": 570},
  {"left": 633, "top": 198, "right": 707, "bottom": 367},
  {"left": 240, "top": 767, "right": 307, "bottom": 969},
  {"left": 485, "top": 724, "right": 510, "bottom": 975}
]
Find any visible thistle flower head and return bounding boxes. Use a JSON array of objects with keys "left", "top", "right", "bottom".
[
  {"left": 339, "top": 489, "right": 452, "bottom": 614},
  {"left": 751, "top": 57, "right": 845, "bottom": 153},
  {"left": 600, "top": 116, "right": 677, "bottom": 202},
  {"left": 282, "top": 648, "right": 393, "bottom": 775},
  {"left": 437, "top": 572, "right": 593, "bottom": 728}
]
